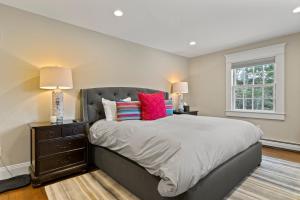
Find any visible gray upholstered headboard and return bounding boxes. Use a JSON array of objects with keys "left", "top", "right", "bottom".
[{"left": 81, "top": 87, "right": 169, "bottom": 124}]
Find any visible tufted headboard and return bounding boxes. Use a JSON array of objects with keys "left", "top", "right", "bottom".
[{"left": 81, "top": 87, "right": 169, "bottom": 124}]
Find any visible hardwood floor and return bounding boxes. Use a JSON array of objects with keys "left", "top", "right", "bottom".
[
  {"left": 262, "top": 146, "right": 300, "bottom": 163},
  {"left": 0, "top": 147, "right": 299, "bottom": 200},
  {"left": 0, "top": 185, "right": 47, "bottom": 200}
]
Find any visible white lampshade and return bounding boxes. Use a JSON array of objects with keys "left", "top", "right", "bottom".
[
  {"left": 172, "top": 82, "right": 188, "bottom": 94},
  {"left": 40, "top": 67, "right": 73, "bottom": 89}
]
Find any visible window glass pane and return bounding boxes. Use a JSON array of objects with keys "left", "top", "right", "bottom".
[
  {"left": 264, "top": 63, "right": 274, "bottom": 72},
  {"left": 265, "top": 71, "right": 274, "bottom": 84},
  {"left": 232, "top": 62, "right": 276, "bottom": 112},
  {"left": 264, "top": 86, "right": 273, "bottom": 98},
  {"left": 254, "top": 65, "right": 263, "bottom": 73},
  {"left": 245, "top": 67, "right": 254, "bottom": 85},
  {"left": 254, "top": 99, "right": 262, "bottom": 110},
  {"left": 254, "top": 72, "right": 263, "bottom": 85},
  {"left": 235, "top": 88, "right": 243, "bottom": 98},
  {"left": 244, "top": 99, "right": 252, "bottom": 110},
  {"left": 235, "top": 99, "right": 243, "bottom": 109},
  {"left": 254, "top": 87, "right": 262, "bottom": 98},
  {"left": 231, "top": 61, "right": 276, "bottom": 113},
  {"left": 245, "top": 88, "right": 252, "bottom": 98},
  {"left": 264, "top": 99, "right": 273, "bottom": 111},
  {"left": 235, "top": 68, "right": 244, "bottom": 85}
]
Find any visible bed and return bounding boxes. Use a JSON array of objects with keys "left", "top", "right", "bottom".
[{"left": 81, "top": 87, "right": 262, "bottom": 200}]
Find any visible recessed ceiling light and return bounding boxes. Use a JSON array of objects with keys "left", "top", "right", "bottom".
[
  {"left": 114, "top": 10, "right": 124, "bottom": 17},
  {"left": 189, "top": 41, "right": 196, "bottom": 46},
  {"left": 293, "top": 6, "right": 300, "bottom": 14}
]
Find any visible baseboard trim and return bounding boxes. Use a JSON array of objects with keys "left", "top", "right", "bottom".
[
  {"left": 0, "top": 161, "right": 30, "bottom": 180},
  {"left": 261, "top": 139, "right": 300, "bottom": 152}
]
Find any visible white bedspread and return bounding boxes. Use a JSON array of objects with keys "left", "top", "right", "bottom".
[{"left": 89, "top": 115, "right": 262, "bottom": 197}]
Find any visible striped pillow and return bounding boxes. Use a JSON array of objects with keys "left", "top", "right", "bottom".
[
  {"left": 165, "top": 100, "right": 174, "bottom": 116},
  {"left": 116, "top": 101, "right": 141, "bottom": 121}
]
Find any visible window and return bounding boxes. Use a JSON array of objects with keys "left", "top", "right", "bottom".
[
  {"left": 232, "top": 58, "right": 275, "bottom": 112},
  {"left": 225, "top": 44, "right": 285, "bottom": 120}
]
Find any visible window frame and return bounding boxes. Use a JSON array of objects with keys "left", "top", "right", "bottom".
[{"left": 225, "top": 43, "right": 286, "bottom": 120}]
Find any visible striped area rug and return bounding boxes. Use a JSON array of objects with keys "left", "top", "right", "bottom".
[{"left": 45, "top": 156, "right": 300, "bottom": 200}]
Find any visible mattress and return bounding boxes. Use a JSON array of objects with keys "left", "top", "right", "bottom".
[{"left": 89, "top": 114, "right": 263, "bottom": 197}]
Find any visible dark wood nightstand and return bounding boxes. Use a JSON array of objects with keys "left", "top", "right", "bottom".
[
  {"left": 173, "top": 111, "right": 198, "bottom": 116},
  {"left": 29, "top": 120, "right": 89, "bottom": 187}
]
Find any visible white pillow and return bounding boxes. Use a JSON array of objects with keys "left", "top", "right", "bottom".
[{"left": 102, "top": 97, "right": 131, "bottom": 121}]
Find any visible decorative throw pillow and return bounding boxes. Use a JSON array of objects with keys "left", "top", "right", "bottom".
[
  {"left": 138, "top": 92, "right": 167, "bottom": 120},
  {"left": 165, "top": 100, "right": 174, "bottom": 116},
  {"left": 102, "top": 97, "right": 131, "bottom": 121},
  {"left": 116, "top": 101, "right": 141, "bottom": 121}
]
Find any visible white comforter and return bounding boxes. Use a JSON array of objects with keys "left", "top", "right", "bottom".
[{"left": 89, "top": 115, "right": 262, "bottom": 197}]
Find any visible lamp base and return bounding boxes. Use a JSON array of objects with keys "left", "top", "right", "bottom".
[
  {"left": 52, "top": 89, "right": 64, "bottom": 123},
  {"left": 177, "top": 93, "right": 184, "bottom": 112}
]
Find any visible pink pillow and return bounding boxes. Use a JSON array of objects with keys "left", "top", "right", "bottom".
[{"left": 138, "top": 92, "right": 167, "bottom": 120}]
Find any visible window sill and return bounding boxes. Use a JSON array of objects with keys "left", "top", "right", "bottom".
[{"left": 225, "top": 110, "right": 285, "bottom": 120}]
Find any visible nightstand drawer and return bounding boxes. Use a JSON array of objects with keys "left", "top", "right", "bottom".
[
  {"left": 39, "top": 136, "right": 87, "bottom": 157},
  {"left": 62, "top": 124, "right": 85, "bottom": 137},
  {"left": 38, "top": 149, "right": 86, "bottom": 174},
  {"left": 36, "top": 127, "right": 61, "bottom": 140}
]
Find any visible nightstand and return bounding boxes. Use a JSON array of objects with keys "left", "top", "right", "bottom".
[
  {"left": 29, "top": 120, "right": 88, "bottom": 187},
  {"left": 173, "top": 111, "right": 198, "bottom": 116}
]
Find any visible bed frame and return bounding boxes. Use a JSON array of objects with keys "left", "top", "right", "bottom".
[{"left": 81, "top": 87, "right": 262, "bottom": 200}]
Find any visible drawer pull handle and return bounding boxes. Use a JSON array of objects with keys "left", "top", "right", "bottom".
[
  {"left": 73, "top": 128, "right": 79, "bottom": 134},
  {"left": 59, "top": 156, "right": 72, "bottom": 165},
  {"left": 48, "top": 131, "right": 55, "bottom": 137},
  {"left": 60, "top": 160, "right": 69, "bottom": 165},
  {"left": 56, "top": 145, "right": 67, "bottom": 149},
  {"left": 55, "top": 142, "right": 73, "bottom": 149}
]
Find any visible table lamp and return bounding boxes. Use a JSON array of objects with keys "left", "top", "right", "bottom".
[
  {"left": 172, "top": 82, "right": 188, "bottom": 112},
  {"left": 40, "top": 67, "right": 73, "bottom": 123}
]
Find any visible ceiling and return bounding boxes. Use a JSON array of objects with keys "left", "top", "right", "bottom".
[{"left": 0, "top": 0, "right": 300, "bottom": 57}]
